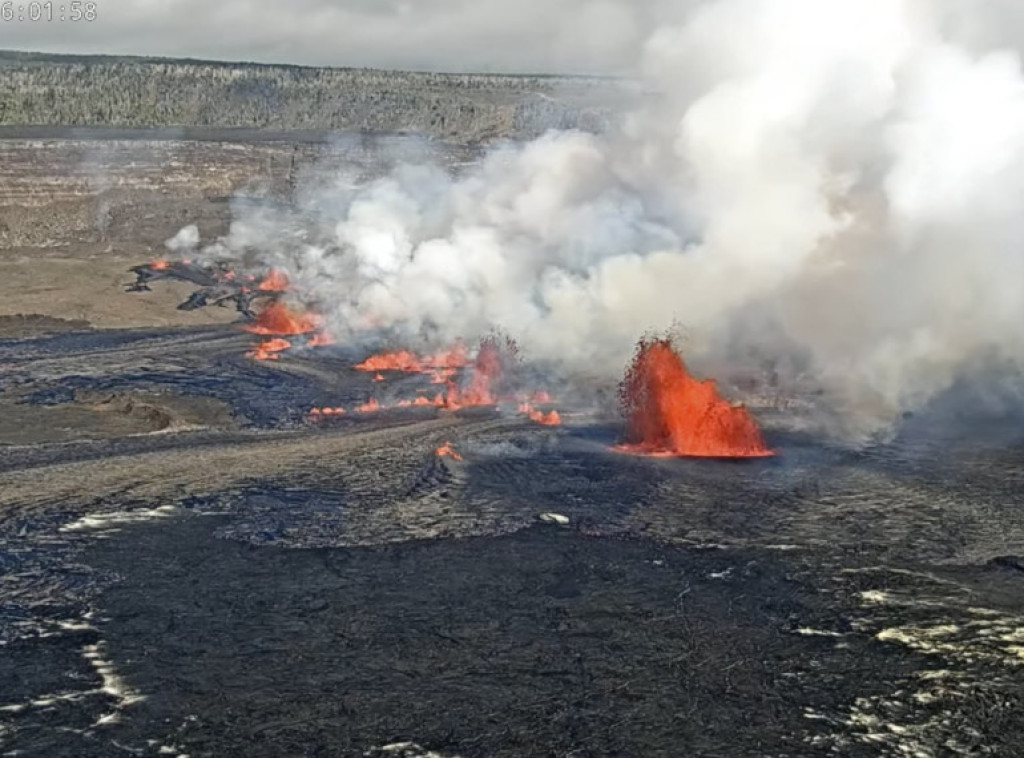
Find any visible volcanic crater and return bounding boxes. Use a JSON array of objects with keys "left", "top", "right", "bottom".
[{"left": 1, "top": 130, "right": 1024, "bottom": 758}]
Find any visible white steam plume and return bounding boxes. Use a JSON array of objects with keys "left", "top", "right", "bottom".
[{"left": 187, "top": 0, "right": 1024, "bottom": 436}]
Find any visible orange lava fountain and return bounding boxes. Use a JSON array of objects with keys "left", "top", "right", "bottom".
[
  {"left": 443, "top": 336, "right": 510, "bottom": 409},
  {"left": 258, "top": 268, "right": 289, "bottom": 291},
  {"left": 244, "top": 301, "right": 323, "bottom": 335},
  {"left": 616, "top": 338, "right": 773, "bottom": 458}
]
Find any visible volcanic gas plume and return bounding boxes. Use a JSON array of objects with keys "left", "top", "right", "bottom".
[
  {"left": 616, "top": 338, "right": 772, "bottom": 458},
  {"left": 169, "top": 0, "right": 1024, "bottom": 435}
]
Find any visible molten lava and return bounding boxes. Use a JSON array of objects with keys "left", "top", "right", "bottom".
[
  {"left": 519, "top": 403, "right": 562, "bottom": 426},
  {"left": 617, "top": 339, "right": 773, "bottom": 458},
  {"left": 428, "top": 368, "right": 456, "bottom": 384},
  {"left": 355, "top": 349, "right": 423, "bottom": 372},
  {"left": 151, "top": 258, "right": 169, "bottom": 270},
  {"left": 355, "top": 341, "right": 468, "bottom": 375},
  {"left": 244, "top": 301, "right": 323, "bottom": 336},
  {"left": 246, "top": 337, "right": 292, "bottom": 361},
  {"left": 435, "top": 441, "right": 463, "bottom": 461},
  {"left": 355, "top": 397, "right": 381, "bottom": 413},
  {"left": 308, "top": 407, "right": 346, "bottom": 417},
  {"left": 342, "top": 335, "right": 563, "bottom": 419},
  {"left": 422, "top": 340, "right": 469, "bottom": 369},
  {"left": 258, "top": 268, "right": 289, "bottom": 291},
  {"left": 443, "top": 336, "right": 508, "bottom": 409},
  {"left": 414, "top": 394, "right": 444, "bottom": 407}
]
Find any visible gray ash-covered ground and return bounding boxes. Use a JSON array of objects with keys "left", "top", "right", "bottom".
[{"left": 2, "top": 129, "right": 1024, "bottom": 757}]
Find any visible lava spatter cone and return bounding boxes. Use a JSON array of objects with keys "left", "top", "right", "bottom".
[{"left": 616, "top": 338, "right": 773, "bottom": 458}]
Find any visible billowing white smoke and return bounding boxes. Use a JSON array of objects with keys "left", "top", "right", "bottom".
[{"left": 187, "top": 0, "right": 1024, "bottom": 434}]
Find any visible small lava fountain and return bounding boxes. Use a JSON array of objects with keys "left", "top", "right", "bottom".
[
  {"left": 257, "top": 268, "right": 290, "bottom": 291},
  {"left": 243, "top": 301, "right": 322, "bottom": 336},
  {"left": 615, "top": 338, "right": 773, "bottom": 459}
]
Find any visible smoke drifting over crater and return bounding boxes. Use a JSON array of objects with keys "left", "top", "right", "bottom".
[{"left": 180, "top": 0, "right": 1024, "bottom": 436}]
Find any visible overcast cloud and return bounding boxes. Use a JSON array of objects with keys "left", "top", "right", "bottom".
[
  {"left": 0, "top": 0, "right": 705, "bottom": 74},
  {"left": 3, "top": 0, "right": 1024, "bottom": 75}
]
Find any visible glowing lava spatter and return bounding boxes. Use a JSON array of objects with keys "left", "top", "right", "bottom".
[
  {"left": 354, "top": 340, "right": 469, "bottom": 375},
  {"left": 243, "top": 299, "right": 332, "bottom": 359},
  {"left": 246, "top": 337, "right": 292, "bottom": 361},
  {"left": 443, "top": 335, "right": 512, "bottom": 409},
  {"left": 616, "top": 338, "right": 773, "bottom": 458},
  {"left": 335, "top": 335, "right": 567, "bottom": 420},
  {"left": 435, "top": 441, "right": 463, "bottom": 461},
  {"left": 519, "top": 403, "right": 562, "bottom": 426},
  {"left": 258, "top": 268, "right": 289, "bottom": 291},
  {"left": 355, "top": 349, "right": 423, "bottom": 372},
  {"left": 429, "top": 368, "right": 456, "bottom": 384},
  {"left": 244, "top": 300, "right": 323, "bottom": 336},
  {"left": 423, "top": 340, "right": 469, "bottom": 369},
  {"left": 355, "top": 397, "right": 381, "bottom": 413}
]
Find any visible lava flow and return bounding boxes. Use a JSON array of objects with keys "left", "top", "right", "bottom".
[
  {"left": 243, "top": 300, "right": 323, "bottom": 336},
  {"left": 355, "top": 349, "right": 423, "bottom": 372},
  {"left": 616, "top": 338, "right": 773, "bottom": 458},
  {"left": 310, "top": 335, "right": 565, "bottom": 421},
  {"left": 245, "top": 337, "right": 292, "bottom": 361},
  {"left": 354, "top": 340, "right": 469, "bottom": 375}
]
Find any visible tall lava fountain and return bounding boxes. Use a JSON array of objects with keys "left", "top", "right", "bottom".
[{"left": 617, "top": 338, "right": 772, "bottom": 458}]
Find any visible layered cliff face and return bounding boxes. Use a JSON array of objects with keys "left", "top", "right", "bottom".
[{"left": 0, "top": 50, "right": 619, "bottom": 142}]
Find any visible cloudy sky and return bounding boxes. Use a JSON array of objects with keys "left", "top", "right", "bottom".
[
  {"left": 0, "top": 0, "right": 701, "bottom": 74},
  {"left": 2, "top": 0, "right": 1022, "bottom": 74}
]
